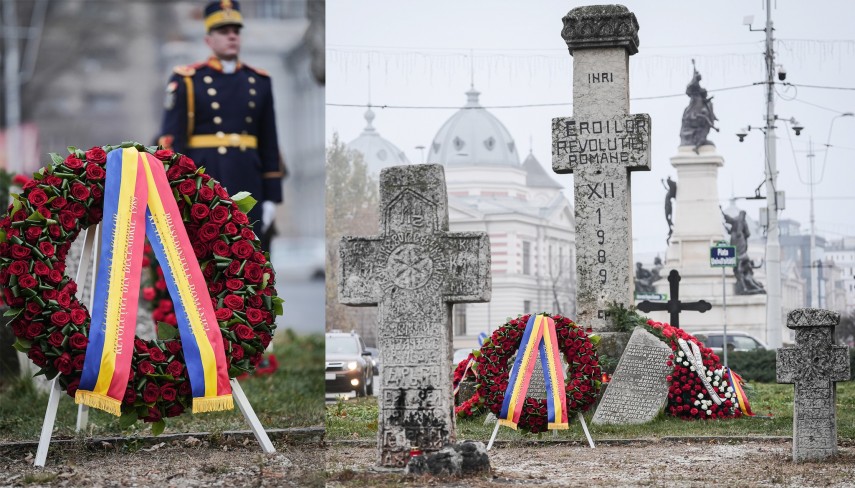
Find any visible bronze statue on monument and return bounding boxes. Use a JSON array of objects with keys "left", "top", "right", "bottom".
[
  {"left": 680, "top": 60, "right": 719, "bottom": 153},
  {"left": 721, "top": 206, "right": 766, "bottom": 295}
]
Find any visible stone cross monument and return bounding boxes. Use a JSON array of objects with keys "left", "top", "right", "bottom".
[
  {"left": 552, "top": 5, "right": 651, "bottom": 332},
  {"left": 777, "top": 308, "right": 850, "bottom": 462},
  {"left": 339, "top": 164, "right": 492, "bottom": 468}
]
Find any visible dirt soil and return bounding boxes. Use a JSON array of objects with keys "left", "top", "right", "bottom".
[
  {"left": 327, "top": 439, "right": 855, "bottom": 487},
  {"left": 0, "top": 438, "right": 325, "bottom": 487}
]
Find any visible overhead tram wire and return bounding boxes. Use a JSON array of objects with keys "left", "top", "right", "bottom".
[{"left": 327, "top": 83, "right": 758, "bottom": 110}]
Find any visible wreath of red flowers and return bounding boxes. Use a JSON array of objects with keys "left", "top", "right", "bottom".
[
  {"left": 641, "top": 320, "right": 740, "bottom": 420},
  {"left": 0, "top": 143, "right": 283, "bottom": 428},
  {"left": 141, "top": 242, "right": 179, "bottom": 329},
  {"left": 476, "top": 313, "right": 601, "bottom": 433},
  {"left": 452, "top": 354, "right": 482, "bottom": 417}
]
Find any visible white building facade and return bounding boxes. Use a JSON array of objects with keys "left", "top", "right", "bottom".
[{"left": 428, "top": 88, "right": 576, "bottom": 349}]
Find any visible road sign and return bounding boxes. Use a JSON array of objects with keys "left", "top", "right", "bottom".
[
  {"left": 710, "top": 244, "right": 737, "bottom": 268},
  {"left": 635, "top": 293, "right": 668, "bottom": 301}
]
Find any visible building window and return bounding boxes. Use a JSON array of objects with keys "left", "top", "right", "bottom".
[
  {"left": 523, "top": 241, "right": 531, "bottom": 275},
  {"left": 523, "top": 300, "right": 531, "bottom": 314},
  {"left": 454, "top": 304, "right": 466, "bottom": 336}
]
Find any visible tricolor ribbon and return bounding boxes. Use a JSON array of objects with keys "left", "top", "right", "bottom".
[
  {"left": 725, "top": 367, "right": 754, "bottom": 416},
  {"left": 498, "top": 314, "right": 568, "bottom": 430},
  {"left": 76, "top": 147, "right": 233, "bottom": 416}
]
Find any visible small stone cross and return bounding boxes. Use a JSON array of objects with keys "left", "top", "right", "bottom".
[
  {"left": 636, "top": 270, "right": 711, "bottom": 328},
  {"left": 339, "top": 164, "right": 491, "bottom": 468},
  {"left": 552, "top": 5, "right": 651, "bottom": 331},
  {"left": 777, "top": 308, "right": 850, "bottom": 462}
]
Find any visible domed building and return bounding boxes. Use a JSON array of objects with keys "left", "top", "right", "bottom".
[
  {"left": 347, "top": 106, "right": 410, "bottom": 176},
  {"left": 430, "top": 87, "right": 576, "bottom": 349}
]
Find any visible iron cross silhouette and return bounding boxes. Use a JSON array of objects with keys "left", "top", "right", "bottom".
[{"left": 636, "top": 269, "right": 711, "bottom": 328}]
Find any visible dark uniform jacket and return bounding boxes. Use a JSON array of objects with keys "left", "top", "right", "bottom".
[{"left": 159, "top": 57, "right": 285, "bottom": 235}]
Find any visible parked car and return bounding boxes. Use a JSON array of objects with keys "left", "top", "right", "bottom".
[
  {"left": 365, "top": 347, "right": 381, "bottom": 374},
  {"left": 693, "top": 331, "right": 768, "bottom": 354},
  {"left": 325, "top": 331, "right": 374, "bottom": 397}
]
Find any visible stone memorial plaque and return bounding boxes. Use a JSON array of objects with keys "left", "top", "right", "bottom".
[
  {"left": 777, "top": 308, "right": 850, "bottom": 462},
  {"left": 552, "top": 5, "right": 651, "bottom": 332},
  {"left": 339, "top": 164, "right": 491, "bottom": 468},
  {"left": 592, "top": 327, "right": 671, "bottom": 425}
]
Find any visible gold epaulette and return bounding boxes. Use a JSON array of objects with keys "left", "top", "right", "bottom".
[
  {"left": 244, "top": 64, "right": 270, "bottom": 77},
  {"left": 173, "top": 64, "right": 196, "bottom": 77}
]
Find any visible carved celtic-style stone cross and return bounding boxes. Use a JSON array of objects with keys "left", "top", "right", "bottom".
[
  {"left": 339, "top": 164, "right": 491, "bottom": 468},
  {"left": 777, "top": 308, "right": 850, "bottom": 462},
  {"left": 552, "top": 5, "right": 651, "bottom": 331}
]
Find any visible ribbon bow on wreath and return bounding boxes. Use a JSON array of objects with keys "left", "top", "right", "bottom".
[
  {"left": 499, "top": 314, "right": 569, "bottom": 430},
  {"left": 77, "top": 147, "right": 232, "bottom": 415}
]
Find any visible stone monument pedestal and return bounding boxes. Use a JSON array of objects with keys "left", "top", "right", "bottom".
[{"left": 652, "top": 145, "right": 766, "bottom": 336}]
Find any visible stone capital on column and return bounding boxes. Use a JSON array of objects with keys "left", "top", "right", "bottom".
[{"left": 561, "top": 4, "right": 640, "bottom": 56}]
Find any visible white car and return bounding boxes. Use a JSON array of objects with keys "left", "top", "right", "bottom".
[{"left": 692, "top": 331, "right": 768, "bottom": 353}]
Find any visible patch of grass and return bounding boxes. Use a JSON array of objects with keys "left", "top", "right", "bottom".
[
  {"left": 0, "top": 330, "right": 323, "bottom": 442},
  {"left": 326, "top": 382, "right": 855, "bottom": 442}
]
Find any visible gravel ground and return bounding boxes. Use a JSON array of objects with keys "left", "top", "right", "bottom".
[
  {"left": 0, "top": 437, "right": 325, "bottom": 487},
  {"left": 327, "top": 439, "right": 855, "bottom": 487}
]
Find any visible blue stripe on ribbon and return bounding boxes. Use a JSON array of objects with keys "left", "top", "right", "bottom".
[
  {"left": 79, "top": 150, "right": 122, "bottom": 391},
  {"left": 539, "top": 339, "right": 556, "bottom": 424},
  {"left": 143, "top": 209, "right": 207, "bottom": 398},
  {"left": 499, "top": 314, "right": 537, "bottom": 422}
]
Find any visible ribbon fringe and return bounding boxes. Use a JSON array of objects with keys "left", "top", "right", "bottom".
[
  {"left": 75, "top": 390, "right": 122, "bottom": 417},
  {"left": 547, "top": 422, "right": 569, "bottom": 430},
  {"left": 192, "top": 395, "right": 234, "bottom": 413},
  {"left": 497, "top": 419, "right": 518, "bottom": 430}
]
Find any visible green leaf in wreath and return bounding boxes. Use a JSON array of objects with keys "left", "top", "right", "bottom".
[
  {"left": 119, "top": 410, "right": 138, "bottom": 429},
  {"left": 11, "top": 338, "right": 31, "bottom": 353},
  {"left": 4, "top": 307, "right": 23, "bottom": 318},
  {"left": 67, "top": 146, "right": 78, "bottom": 155},
  {"left": 231, "top": 191, "right": 257, "bottom": 214},
  {"left": 49, "top": 153, "right": 64, "bottom": 165},
  {"left": 145, "top": 373, "right": 175, "bottom": 381},
  {"left": 588, "top": 334, "right": 601, "bottom": 346},
  {"left": 10, "top": 195, "right": 21, "bottom": 215},
  {"left": 271, "top": 296, "right": 284, "bottom": 316},
  {"left": 157, "top": 322, "right": 178, "bottom": 340}
]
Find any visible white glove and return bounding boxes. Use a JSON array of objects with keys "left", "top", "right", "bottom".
[{"left": 262, "top": 201, "right": 276, "bottom": 233}]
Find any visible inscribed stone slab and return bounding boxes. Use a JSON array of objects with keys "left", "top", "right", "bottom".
[{"left": 592, "top": 327, "right": 671, "bottom": 425}]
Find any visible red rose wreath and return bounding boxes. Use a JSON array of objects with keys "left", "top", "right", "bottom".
[
  {"left": 0, "top": 143, "right": 283, "bottom": 428},
  {"left": 476, "top": 313, "right": 601, "bottom": 433},
  {"left": 452, "top": 353, "right": 482, "bottom": 417},
  {"left": 641, "top": 319, "right": 741, "bottom": 420}
]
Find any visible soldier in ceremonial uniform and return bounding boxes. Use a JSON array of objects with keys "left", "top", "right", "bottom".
[{"left": 159, "top": 0, "right": 286, "bottom": 251}]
